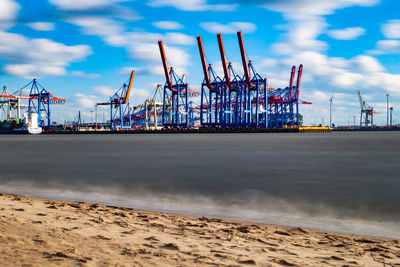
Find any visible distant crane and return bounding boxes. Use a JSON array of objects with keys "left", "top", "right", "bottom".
[
  {"left": 77, "top": 110, "right": 82, "bottom": 126},
  {"left": 0, "top": 86, "right": 28, "bottom": 121},
  {"left": 97, "top": 70, "right": 135, "bottom": 129},
  {"left": 158, "top": 40, "right": 199, "bottom": 129},
  {"left": 357, "top": 90, "right": 374, "bottom": 128},
  {"left": 144, "top": 84, "right": 164, "bottom": 130},
  {"left": 0, "top": 80, "right": 66, "bottom": 129}
]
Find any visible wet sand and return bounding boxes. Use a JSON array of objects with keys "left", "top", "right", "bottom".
[{"left": 1, "top": 193, "right": 399, "bottom": 266}]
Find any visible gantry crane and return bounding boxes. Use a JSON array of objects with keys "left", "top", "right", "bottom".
[
  {"left": 97, "top": 70, "right": 135, "bottom": 129},
  {"left": 197, "top": 35, "right": 226, "bottom": 127},
  {"left": 158, "top": 40, "right": 199, "bottom": 129},
  {"left": 1, "top": 79, "right": 66, "bottom": 129},
  {"left": 144, "top": 84, "right": 164, "bottom": 130},
  {"left": 237, "top": 31, "right": 268, "bottom": 127},
  {"left": 0, "top": 86, "right": 28, "bottom": 121},
  {"left": 358, "top": 90, "right": 374, "bottom": 128},
  {"left": 217, "top": 33, "right": 243, "bottom": 127}
]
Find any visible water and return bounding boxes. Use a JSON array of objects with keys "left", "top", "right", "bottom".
[{"left": 1, "top": 132, "right": 399, "bottom": 238}]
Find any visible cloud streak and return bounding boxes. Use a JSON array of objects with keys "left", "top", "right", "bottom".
[
  {"left": 200, "top": 22, "right": 257, "bottom": 34},
  {"left": 0, "top": 31, "right": 92, "bottom": 78},
  {"left": 147, "top": 0, "right": 237, "bottom": 11}
]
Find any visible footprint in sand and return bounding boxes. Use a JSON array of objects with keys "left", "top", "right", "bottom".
[
  {"left": 145, "top": 236, "right": 159, "bottom": 241},
  {"left": 33, "top": 239, "right": 46, "bottom": 245},
  {"left": 143, "top": 243, "right": 156, "bottom": 248},
  {"left": 14, "top": 208, "right": 25, "bottom": 211},
  {"left": 95, "top": 235, "right": 112, "bottom": 240},
  {"left": 114, "top": 221, "right": 129, "bottom": 228},
  {"left": 68, "top": 203, "right": 82, "bottom": 209},
  {"left": 237, "top": 259, "right": 256, "bottom": 265},
  {"left": 121, "top": 248, "right": 136, "bottom": 257},
  {"left": 274, "top": 230, "right": 291, "bottom": 236},
  {"left": 160, "top": 243, "right": 179, "bottom": 250},
  {"left": 121, "top": 229, "right": 135, "bottom": 235},
  {"left": 274, "top": 259, "right": 297, "bottom": 266}
]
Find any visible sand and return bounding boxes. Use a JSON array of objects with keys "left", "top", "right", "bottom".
[{"left": 0, "top": 193, "right": 399, "bottom": 266}]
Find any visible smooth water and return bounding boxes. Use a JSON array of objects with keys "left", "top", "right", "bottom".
[{"left": 1, "top": 132, "right": 399, "bottom": 238}]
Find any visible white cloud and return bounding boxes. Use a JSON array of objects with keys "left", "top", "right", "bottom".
[
  {"left": 68, "top": 17, "right": 124, "bottom": 37},
  {"left": 128, "top": 43, "right": 190, "bottom": 68},
  {"left": 49, "top": 0, "right": 127, "bottom": 10},
  {"left": 73, "top": 93, "right": 98, "bottom": 108},
  {"left": 351, "top": 55, "right": 384, "bottom": 73},
  {"left": 200, "top": 22, "right": 257, "bottom": 34},
  {"left": 0, "top": 31, "right": 92, "bottom": 78},
  {"left": 153, "top": 21, "right": 183, "bottom": 30},
  {"left": 311, "top": 90, "right": 330, "bottom": 102},
  {"left": 333, "top": 72, "right": 363, "bottom": 87},
  {"left": 261, "top": 0, "right": 379, "bottom": 20},
  {"left": 165, "top": 32, "right": 195, "bottom": 45},
  {"left": 271, "top": 18, "right": 328, "bottom": 55},
  {"left": 370, "top": 40, "right": 400, "bottom": 55},
  {"left": 365, "top": 73, "right": 400, "bottom": 93},
  {"left": 327, "top": 27, "right": 365, "bottom": 40},
  {"left": 68, "top": 17, "right": 194, "bottom": 68},
  {"left": 132, "top": 88, "right": 151, "bottom": 100},
  {"left": 382, "top": 19, "right": 400, "bottom": 39},
  {"left": 147, "top": 0, "right": 237, "bottom": 11},
  {"left": 261, "top": 1, "right": 378, "bottom": 55},
  {"left": 67, "top": 17, "right": 193, "bottom": 73},
  {"left": 3, "top": 64, "right": 66, "bottom": 77},
  {"left": 71, "top": 70, "right": 100, "bottom": 79},
  {"left": 0, "top": 0, "right": 19, "bottom": 29},
  {"left": 257, "top": 58, "right": 279, "bottom": 69},
  {"left": 368, "top": 20, "right": 400, "bottom": 55},
  {"left": 133, "top": 65, "right": 165, "bottom": 77},
  {"left": 26, "top": 22, "right": 55, "bottom": 31},
  {"left": 92, "top": 86, "right": 115, "bottom": 97}
]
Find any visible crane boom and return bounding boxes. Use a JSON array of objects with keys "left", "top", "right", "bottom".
[
  {"left": 123, "top": 70, "right": 135, "bottom": 104},
  {"left": 295, "top": 64, "right": 303, "bottom": 99},
  {"left": 357, "top": 90, "right": 364, "bottom": 109},
  {"left": 217, "top": 33, "right": 233, "bottom": 89},
  {"left": 158, "top": 40, "right": 173, "bottom": 91},
  {"left": 237, "top": 31, "right": 254, "bottom": 87},
  {"left": 197, "top": 35, "right": 215, "bottom": 90},
  {"left": 289, "top": 65, "right": 296, "bottom": 99},
  {"left": 289, "top": 65, "right": 296, "bottom": 88}
]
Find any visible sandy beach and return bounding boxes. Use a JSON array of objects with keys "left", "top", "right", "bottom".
[{"left": 0, "top": 193, "right": 399, "bottom": 266}]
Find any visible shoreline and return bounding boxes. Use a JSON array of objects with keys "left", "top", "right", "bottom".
[{"left": 1, "top": 193, "right": 399, "bottom": 266}]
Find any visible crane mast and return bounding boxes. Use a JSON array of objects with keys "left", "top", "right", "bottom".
[
  {"left": 217, "top": 33, "right": 234, "bottom": 89},
  {"left": 158, "top": 40, "right": 173, "bottom": 91},
  {"left": 237, "top": 31, "right": 254, "bottom": 88},
  {"left": 197, "top": 35, "right": 215, "bottom": 90}
]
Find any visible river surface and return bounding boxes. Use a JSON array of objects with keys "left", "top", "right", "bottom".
[{"left": 1, "top": 132, "right": 399, "bottom": 238}]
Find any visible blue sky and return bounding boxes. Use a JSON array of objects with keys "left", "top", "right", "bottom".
[{"left": 1, "top": 0, "right": 400, "bottom": 125}]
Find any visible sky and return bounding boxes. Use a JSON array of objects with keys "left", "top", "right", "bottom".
[{"left": 1, "top": 0, "right": 400, "bottom": 126}]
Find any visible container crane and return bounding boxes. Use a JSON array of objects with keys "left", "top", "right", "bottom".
[
  {"left": 97, "top": 70, "right": 135, "bottom": 129},
  {"left": 197, "top": 35, "right": 226, "bottom": 127},
  {"left": 268, "top": 65, "right": 311, "bottom": 127},
  {"left": 158, "top": 40, "right": 199, "bottom": 129},
  {"left": 0, "top": 86, "right": 28, "bottom": 121},
  {"left": 237, "top": 31, "right": 268, "bottom": 127},
  {"left": 217, "top": 33, "right": 243, "bottom": 127},
  {"left": 144, "top": 84, "right": 164, "bottom": 130},
  {"left": 358, "top": 90, "right": 374, "bottom": 128},
  {"left": 2, "top": 79, "right": 66, "bottom": 129}
]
